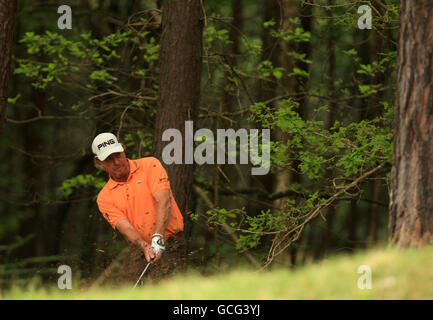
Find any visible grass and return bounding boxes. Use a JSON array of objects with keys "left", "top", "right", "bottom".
[{"left": 2, "top": 245, "right": 433, "bottom": 299}]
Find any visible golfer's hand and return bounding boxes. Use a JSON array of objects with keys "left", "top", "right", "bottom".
[{"left": 140, "top": 241, "right": 156, "bottom": 262}]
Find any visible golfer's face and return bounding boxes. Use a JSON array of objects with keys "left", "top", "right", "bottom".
[{"left": 101, "top": 152, "right": 129, "bottom": 180}]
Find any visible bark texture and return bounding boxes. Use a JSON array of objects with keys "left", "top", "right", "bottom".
[
  {"left": 0, "top": 0, "right": 17, "bottom": 134},
  {"left": 389, "top": 1, "right": 433, "bottom": 246},
  {"left": 153, "top": 0, "right": 203, "bottom": 217}
]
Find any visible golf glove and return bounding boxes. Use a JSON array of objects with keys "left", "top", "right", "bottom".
[{"left": 151, "top": 233, "right": 165, "bottom": 254}]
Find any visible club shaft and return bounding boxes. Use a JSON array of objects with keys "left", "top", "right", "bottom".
[{"left": 133, "top": 262, "right": 151, "bottom": 289}]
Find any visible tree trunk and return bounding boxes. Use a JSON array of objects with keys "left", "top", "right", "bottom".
[
  {"left": 347, "top": 199, "right": 358, "bottom": 249},
  {"left": 295, "top": 1, "right": 312, "bottom": 120},
  {"left": 366, "top": 15, "right": 386, "bottom": 247},
  {"left": 272, "top": 0, "right": 298, "bottom": 210},
  {"left": 0, "top": 0, "right": 17, "bottom": 134},
  {"left": 323, "top": 0, "right": 337, "bottom": 252},
  {"left": 389, "top": 1, "right": 433, "bottom": 246},
  {"left": 222, "top": 0, "right": 242, "bottom": 113},
  {"left": 153, "top": 0, "right": 203, "bottom": 221},
  {"left": 367, "top": 179, "right": 381, "bottom": 245}
]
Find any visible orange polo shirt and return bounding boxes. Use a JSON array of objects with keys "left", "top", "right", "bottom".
[{"left": 97, "top": 157, "right": 183, "bottom": 243}]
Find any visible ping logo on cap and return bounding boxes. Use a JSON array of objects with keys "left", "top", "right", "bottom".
[
  {"left": 97, "top": 139, "right": 115, "bottom": 150},
  {"left": 92, "top": 132, "right": 124, "bottom": 161}
]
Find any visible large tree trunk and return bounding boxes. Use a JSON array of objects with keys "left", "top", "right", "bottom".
[
  {"left": 389, "top": 1, "right": 433, "bottom": 246},
  {"left": 0, "top": 0, "right": 17, "bottom": 134},
  {"left": 153, "top": 0, "right": 203, "bottom": 220}
]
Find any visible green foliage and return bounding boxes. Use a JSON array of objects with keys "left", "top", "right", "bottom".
[
  {"left": 194, "top": 1, "right": 397, "bottom": 259},
  {"left": 263, "top": 19, "right": 275, "bottom": 28},
  {"left": 90, "top": 70, "right": 118, "bottom": 85},
  {"left": 248, "top": 102, "right": 276, "bottom": 129},
  {"left": 14, "top": 29, "right": 156, "bottom": 92},
  {"left": 233, "top": 95, "right": 393, "bottom": 251},
  {"left": 268, "top": 18, "right": 311, "bottom": 43},
  {"left": 257, "top": 60, "right": 284, "bottom": 80},
  {"left": 59, "top": 174, "right": 106, "bottom": 198},
  {"left": 236, "top": 209, "right": 280, "bottom": 251},
  {"left": 242, "top": 39, "right": 262, "bottom": 57},
  {"left": 205, "top": 207, "right": 243, "bottom": 226},
  {"left": 344, "top": 48, "right": 397, "bottom": 98},
  {"left": 270, "top": 98, "right": 391, "bottom": 178},
  {"left": 204, "top": 25, "right": 232, "bottom": 51},
  {"left": 7, "top": 93, "right": 21, "bottom": 104},
  {"left": 123, "top": 130, "right": 153, "bottom": 159},
  {"left": 287, "top": 51, "right": 312, "bottom": 64}
]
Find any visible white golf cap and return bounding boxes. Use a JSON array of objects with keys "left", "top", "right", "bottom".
[{"left": 92, "top": 132, "right": 124, "bottom": 161}]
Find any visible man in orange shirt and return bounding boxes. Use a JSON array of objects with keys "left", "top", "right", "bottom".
[{"left": 92, "top": 132, "right": 185, "bottom": 283}]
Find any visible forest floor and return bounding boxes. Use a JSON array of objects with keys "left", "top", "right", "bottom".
[{"left": 2, "top": 245, "right": 433, "bottom": 299}]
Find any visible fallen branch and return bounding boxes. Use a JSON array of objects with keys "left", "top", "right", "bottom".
[{"left": 261, "top": 163, "right": 386, "bottom": 270}]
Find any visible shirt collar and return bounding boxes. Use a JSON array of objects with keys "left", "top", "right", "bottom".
[{"left": 107, "top": 159, "right": 139, "bottom": 190}]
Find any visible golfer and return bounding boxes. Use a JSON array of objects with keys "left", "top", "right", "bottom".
[{"left": 92, "top": 132, "right": 185, "bottom": 283}]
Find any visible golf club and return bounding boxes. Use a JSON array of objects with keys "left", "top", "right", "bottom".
[{"left": 133, "top": 261, "right": 151, "bottom": 289}]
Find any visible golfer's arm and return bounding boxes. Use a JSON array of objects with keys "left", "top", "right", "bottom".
[
  {"left": 154, "top": 188, "right": 172, "bottom": 236},
  {"left": 116, "top": 219, "right": 148, "bottom": 248}
]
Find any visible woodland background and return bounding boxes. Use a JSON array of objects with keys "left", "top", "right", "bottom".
[{"left": 1, "top": 0, "right": 431, "bottom": 290}]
